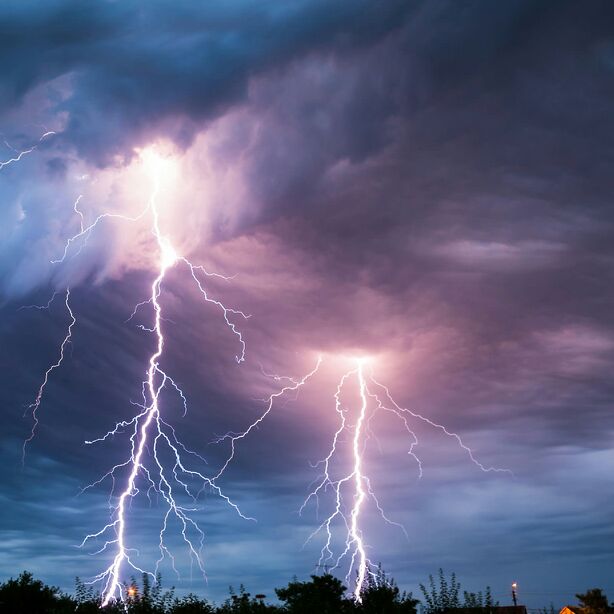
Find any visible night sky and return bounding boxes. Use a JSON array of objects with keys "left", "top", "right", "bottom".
[{"left": 1, "top": 0, "right": 614, "bottom": 608}]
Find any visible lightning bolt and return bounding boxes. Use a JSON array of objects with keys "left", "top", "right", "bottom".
[
  {"left": 212, "top": 357, "right": 322, "bottom": 481},
  {"left": 22, "top": 148, "right": 255, "bottom": 605},
  {"left": 15, "top": 140, "right": 511, "bottom": 605},
  {"left": 21, "top": 195, "right": 84, "bottom": 456},
  {"left": 0, "top": 130, "right": 55, "bottom": 170},
  {"left": 300, "top": 358, "right": 511, "bottom": 603},
  {"left": 205, "top": 352, "right": 509, "bottom": 603},
  {"left": 21, "top": 288, "right": 76, "bottom": 463}
]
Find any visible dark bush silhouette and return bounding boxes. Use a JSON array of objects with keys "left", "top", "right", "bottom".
[
  {"left": 359, "top": 565, "right": 419, "bottom": 614},
  {"left": 420, "top": 569, "right": 496, "bottom": 614},
  {"left": 0, "top": 571, "right": 76, "bottom": 614},
  {"left": 218, "top": 585, "right": 278, "bottom": 613},
  {"left": 420, "top": 569, "right": 462, "bottom": 613},
  {"left": 576, "top": 589, "right": 612, "bottom": 614},
  {"left": 275, "top": 574, "right": 352, "bottom": 614},
  {"left": 169, "top": 594, "right": 216, "bottom": 614}
]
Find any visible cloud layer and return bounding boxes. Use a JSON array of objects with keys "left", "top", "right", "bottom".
[{"left": 2, "top": 0, "right": 614, "bottom": 607}]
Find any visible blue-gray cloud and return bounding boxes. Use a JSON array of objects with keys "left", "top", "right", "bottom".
[
  {"left": 0, "top": 0, "right": 411, "bottom": 164},
  {"left": 2, "top": 0, "right": 614, "bottom": 608}
]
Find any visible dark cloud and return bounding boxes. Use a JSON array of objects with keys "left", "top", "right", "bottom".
[
  {"left": 2, "top": 0, "right": 614, "bottom": 607},
  {"left": 0, "top": 0, "right": 412, "bottom": 164}
]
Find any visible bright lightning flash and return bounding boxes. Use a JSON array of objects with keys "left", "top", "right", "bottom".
[
  {"left": 208, "top": 352, "right": 509, "bottom": 603},
  {"left": 23, "top": 146, "right": 254, "bottom": 606},
  {"left": 300, "top": 356, "right": 510, "bottom": 603},
  {"left": 18, "top": 140, "right": 511, "bottom": 606}
]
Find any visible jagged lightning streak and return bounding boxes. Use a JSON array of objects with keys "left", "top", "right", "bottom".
[
  {"left": 21, "top": 288, "right": 76, "bottom": 463},
  {"left": 20, "top": 194, "right": 87, "bottom": 457},
  {"left": 92, "top": 180, "right": 181, "bottom": 603},
  {"left": 74, "top": 152, "right": 254, "bottom": 605},
  {"left": 0, "top": 130, "right": 55, "bottom": 170},
  {"left": 348, "top": 360, "right": 368, "bottom": 600},
  {"left": 208, "top": 353, "right": 508, "bottom": 603},
  {"left": 20, "top": 195, "right": 86, "bottom": 457},
  {"left": 300, "top": 357, "right": 510, "bottom": 603},
  {"left": 212, "top": 357, "right": 322, "bottom": 481},
  {"left": 22, "top": 148, "right": 255, "bottom": 606}
]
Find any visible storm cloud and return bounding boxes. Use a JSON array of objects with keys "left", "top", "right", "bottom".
[{"left": 1, "top": 0, "right": 614, "bottom": 608}]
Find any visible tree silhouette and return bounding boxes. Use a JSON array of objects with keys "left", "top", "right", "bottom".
[
  {"left": 419, "top": 569, "right": 496, "bottom": 614},
  {"left": 275, "top": 573, "right": 353, "bottom": 614},
  {"left": 0, "top": 571, "right": 75, "bottom": 614},
  {"left": 218, "top": 584, "right": 278, "bottom": 613},
  {"left": 359, "top": 565, "right": 420, "bottom": 614},
  {"left": 420, "top": 569, "right": 462, "bottom": 613},
  {"left": 462, "top": 585, "right": 496, "bottom": 614},
  {"left": 576, "top": 589, "right": 612, "bottom": 614},
  {"left": 169, "top": 593, "right": 216, "bottom": 614}
]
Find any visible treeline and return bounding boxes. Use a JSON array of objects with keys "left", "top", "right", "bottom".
[
  {"left": 0, "top": 567, "right": 496, "bottom": 614},
  {"left": 2, "top": 566, "right": 610, "bottom": 614},
  {"left": 1, "top": 566, "right": 418, "bottom": 614}
]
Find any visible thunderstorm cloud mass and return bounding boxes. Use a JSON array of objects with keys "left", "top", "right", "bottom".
[{"left": 1, "top": 0, "right": 614, "bottom": 608}]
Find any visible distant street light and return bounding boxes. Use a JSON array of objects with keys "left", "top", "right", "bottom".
[{"left": 511, "top": 582, "right": 518, "bottom": 607}]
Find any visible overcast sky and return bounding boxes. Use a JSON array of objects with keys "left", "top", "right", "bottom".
[{"left": 1, "top": 0, "right": 614, "bottom": 608}]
